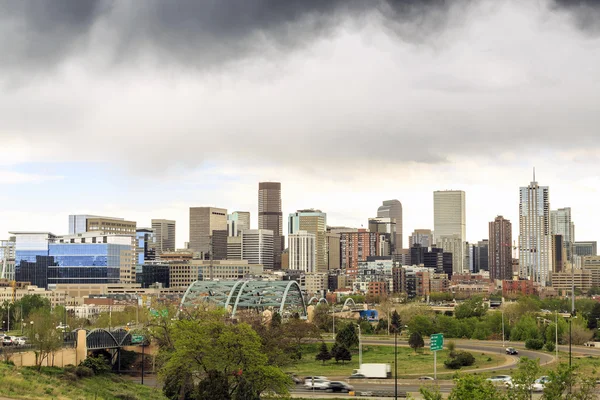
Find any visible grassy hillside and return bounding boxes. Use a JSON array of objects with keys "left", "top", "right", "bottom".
[{"left": 0, "top": 363, "right": 166, "bottom": 400}]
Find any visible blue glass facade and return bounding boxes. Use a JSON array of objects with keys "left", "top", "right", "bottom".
[{"left": 47, "top": 243, "right": 126, "bottom": 285}]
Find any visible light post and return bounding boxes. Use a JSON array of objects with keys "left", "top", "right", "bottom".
[
  {"left": 537, "top": 316, "right": 558, "bottom": 361},
  {"left": 501, "top": 308, "right": 505, "bottom": 348},
  {"left": 332, "top": 305, "right": 335, "bottom": 340},
  {"left": 357, "top": 324, "right": 362, "bottom": 367}
]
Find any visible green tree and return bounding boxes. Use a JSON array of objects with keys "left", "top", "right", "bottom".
[
  {"left": 375, "top": 319, "right": 388, "bottom": 334},
  {"left": 27, "top": 309, "right": 62, "bottom": 370},
  {"left": 454, "top": 297, "right": 488, "bottom": 319},
  {"left": 587, "top": 302, "right": 600, "bottom": 330},
  {"left": 510, "top": 315, "right": 541, "bottom": 341},
  {"left": 541, "top": 363, "right": 597, "bottom": 400},
  {"left": 409, "top": 332, "right": 424, "bottom": 353},
  {"left": 335, "top": 323, "right": 359, "bottom": 350},
  {"left": 408, "top": 315, "right": 434, "bottom": 336},
  {"left": 509, "top": 357, "right": 541, "bottom": 400},
  {"left": 159, "top": 310, "right": 291, "bottom": 400},
  {"left": 563, "top": 323, "right": 593, "bottom": 345},
  {"left": 391, "top": 310, "right": 401, "bottom": 334},
  {"left": 270, "top": 312, "right": 282, "bottom": 330},
  {"left": 448, "top": 374, "right": 506, "bottom": 400},
  {"left": 315, "top": 342, "right": 332, "bottom": 365},
  {"left": 312, "top": 304, "right": 332, "bottom": 332},
  {"left": 420, "top": 386, "right": 443, "bottom": 400},
  {"left": 335, "top": 345, "right": 352, "bottom": 364}
]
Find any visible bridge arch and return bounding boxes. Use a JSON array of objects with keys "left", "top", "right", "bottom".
[
  {"left": 180, "top": 280, "right": 307, "bottom": 318},
  {"left": 343, "top": 297, "right": 356, "bottom": 310},
  {"left": 307, "top": 296, "right": 328, "bottom": 305}
]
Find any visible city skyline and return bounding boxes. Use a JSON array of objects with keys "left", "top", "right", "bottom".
[{"left": 0, "top": 176, "right": 597, "bottom": 252}]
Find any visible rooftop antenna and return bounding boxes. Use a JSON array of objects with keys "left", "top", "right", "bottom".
[{"left": 533, "top": 167, "right": 536, "bottom": 182}]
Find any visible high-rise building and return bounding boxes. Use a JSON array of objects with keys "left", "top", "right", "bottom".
[
  {"left": 0, "top": 238, "right": 15, "bottom": 281},
  {"left": 410, "top": 244, "right": 426, "bottom": 266},
  {"left": 574, "top": 241, "right": 597, "bottom": 257},
  {"left": 550, "top": 207, "right": 575, "bottom": 261},
  {"left": 423, "top": 247, "right": 453, "bottom": 277},
  {"left": 473, "top": 240, "right": 489, "bottom": 273},
  {"left": 369, "top": 218, "right": 397, "bottom": 254},
  {"left": 552, "top": 234, "right": 566, "bottom": 273},
  {"left": 288, "top": 231, "right": 316, "bottom": 273},
  {"left": 69, "top": 215, "right": 134, "bottom": 235},
  {"left": 377, "top": 200, "right": 403, "bottom": 250},
  {"left": 227, "top": 236, "right": 242, "bottom": 260},
  {"left": 409, "top": 229, "right": 433, "bottom": 249},
  {"left": 489, "top": 216, "right": 512, "bottom": 281},
  {"left": 136, "top": 228, "right": 156, "bottom": 265},
  {"left": 433, "top": 190, "right": 466, "bottom": 272},
  {"left": 151, "top": 219, "right": 176, "bottom": 254},
  {"left": 326, "top": 232, "right": 341, "bottom": 270},
  {"left": 289, "top": 209, "right": 327, "bottom": 272},
  {"left": 227, "top": 211, "right": 250, "bottom": 236},
  {"left": 189, "top": 207, "right": 228, "bottom": 258},
  {"left": 12, "top": 232, "right": 57, "bottom": 289},
  {"left": 339, "top": 229, "right": 390, "bottom": 271},
  {"left": 241, "top": 229, "right": 274, "bottom": 269},
  {"left": 436, "top": 235, "right": 463, "bottom": 275},
  {"left": 258, "top": 182, "right": 284, "bottom": 269},
  {"left": 519, "top": 178, "right": 552, "bottom": 286}
]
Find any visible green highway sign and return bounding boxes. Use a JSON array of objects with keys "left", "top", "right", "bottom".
[
  {"left": 131, "top": 335, "right": 144, "bottom": 344},
  {"left": 430, "top": 333, "right": 444, "bottom": 351}
]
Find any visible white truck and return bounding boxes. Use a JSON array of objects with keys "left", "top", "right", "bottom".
[{"left": 351, "top": 363, "right": 391, "bottom": 379}]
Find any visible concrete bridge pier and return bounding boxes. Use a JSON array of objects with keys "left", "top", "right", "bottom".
[{"left": 76, "top": 329, "right": 87, "bottom": 365}]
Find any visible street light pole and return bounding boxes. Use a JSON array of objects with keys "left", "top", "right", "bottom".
[
  {"left": 394, "top": 327, "right": 398, "bottom": 400},
  {"left": 357, "top": 324, "right": 362, "bottom": 367},
  {"left": 569, "top": 317, "right": 572, "bottom": 368},
  {"left": 555, "top": 311, "right": 558, "bottom": 361},
  {"left": 501, "top": 308, "right": 505, "bottom": 348}
]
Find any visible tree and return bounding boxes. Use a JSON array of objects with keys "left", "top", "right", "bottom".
[
  {"left": 408, "top": 315, "right": 434, "bottom": 336},
  {"left": 563, "top": 323, "right": 593, "bottom": 345},
  {"left": 159, "top": 309, "right": 291, "bottom": 400},
  {"left": 315, "top": 342, "right": 332, "bottom": 365},
  {"left": 510, "top": 315, "right": 541, "bottom": 341},
  {"left": 509, "top": 357, "right": 541, "bottom": 400},
  {"left": 312, "top": 304, "right": 332, "bottom": 332},
  {"left": 454, "top": 297, "right": 488, "bottom": 319},
  {"left": 420, "top": 386, "right": 443, "bottom": 400},
  {"left": 391, "top": 310, "right": 401, "bottom": 334},
  {"left": 587, "top": 302, "right": 600, "bottom": 330},
  {"left": 27, "top": 309, "right": 62, "bottom": 369},
  {"left": 335, "top": 345, "right": 352, "bottom": 364},
  {"left": 542, "top": 363, "right": 597, "bottom": 400},
  {"left": 270, "top": 312, "right": 282, "bottom": 330},
  {"left": 409, "top": 332, "right": 424, "bottom": 353},
  {"left": 448, "top": 375, "right": 506, "bottom": 400},
  {"left": 336, "top": 323, "right": 359, "bottom": 350}
]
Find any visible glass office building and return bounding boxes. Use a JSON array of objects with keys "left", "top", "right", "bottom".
[
  {"left": 136, "top": 229, "right": 156, "bottom": 265},
  {"left": 12, "top": 232, "right": 57, "bottom": 288},
  {"left": 47, "top": 243, "right": 127, "bottom": 285}
]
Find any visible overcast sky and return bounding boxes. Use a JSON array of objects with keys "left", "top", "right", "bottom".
[{"left": 0, "top": 0, "right": 599, "bottom": 249}]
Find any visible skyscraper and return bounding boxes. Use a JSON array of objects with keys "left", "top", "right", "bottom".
[
  {"left": 368, "top": 218, "right": 396, "bottom": 253},
  {"left": 550, "top": 207, "right": 575, "bottom": 260},
  {"left": 519, "top": 178, "right": 552, "bottom": 286},
  {"left": 434, "top": 190, "right": 466, "bottom": 273},
  {"left": 189, "top": 207, "right": 228, "bottom": 258},
  {"left": 227, "top": 211, "right": 250, "bottom": 236},
  {"left": 473, "top": 240, "right": 489, "bottom": 273},
  {"left": 489, "top": 216, "right": 512, "bottom": 281},
  {"left": 409, "top": 229, "right": 433, "bottom": 249},
  {"left": 258, "top": 182, "right": 284, "bottom": 269},
  {"left": 574, "top": 241, "right": 597, "bottom": 257},
  {"left": 241, "top": 229, "right": 274, "bottom": 269},
  {"left": 151, "top": 219, "right": 176, "bottom": 254},
  {"left": 288, "top": 231, "right": 316, "bottom": 273},
  {"left": 68, "top": 215, "right": 136, "bottom": 235},
  {"left": 377, "top": 200, "right": 403, "bottom": 250},
  {"left": 289, "top": 209, "right": 327, "bottom": 272}
]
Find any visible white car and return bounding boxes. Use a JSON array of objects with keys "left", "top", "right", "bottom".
[
  {"left": 487, "top": 375, "right": 512, "bottom": 385},
  {"left": 532, "top": 376, "right": 550, "bottom": 392},
  {"left": 2, "top": 336, "right": 15, "bottom": 346},
  {"left": 14, "top": 337, "right": 27, "bottom": 346},
  {"left": 303, "top": 378, "right": 330, "bottom": 390}
]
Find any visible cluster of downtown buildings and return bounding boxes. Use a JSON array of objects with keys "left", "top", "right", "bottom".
[{"left": 0, "top": 178, "right": 598, "bottom": 319}]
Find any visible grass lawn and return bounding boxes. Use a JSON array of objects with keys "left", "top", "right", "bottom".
[
  {"left": 289, "top": 343, "right": 505, "bottom": 378},
  {"left": 0, "top": 363, "right": 166, "bottom": 400}
]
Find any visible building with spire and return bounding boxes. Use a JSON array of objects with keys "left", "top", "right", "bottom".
[{"left": 519, "top": 171, "right": 552, "bottom": 286}]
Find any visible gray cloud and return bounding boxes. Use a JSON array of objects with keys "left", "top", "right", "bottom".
[{"left": 0, "top": 0, "right": 462, "bottom": 73}]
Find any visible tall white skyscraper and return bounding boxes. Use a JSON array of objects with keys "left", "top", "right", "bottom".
[
  {"left": 550, "top": 207, "right": 575, "bottom": 260},
  {"left": 434, "top": 190, "right": 466, "bottom": 273},
  {"left": 288, "top": 231, "right": 316, "bottom": 273},
  {"left": 519, "top": 178, "right": 552, "bottom": 286}
]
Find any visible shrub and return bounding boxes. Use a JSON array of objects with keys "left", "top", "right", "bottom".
[
  {"left": 444, "top": 358, "right": 462, "bottom": 369},
  {"left": 80, "top": 355, "right": 111, "bottom": 375},
  {"left": 525, "top": 338, "right": 544, "bottom": 350},
  {"left": 75, "top": 366, "right": 94, "bottom": 378},
  {"left": 545, "top": 342, "right": 555, "bottom": 352},
  {"left": 455, "top": 351, "right": 475, "bottom": 367}
]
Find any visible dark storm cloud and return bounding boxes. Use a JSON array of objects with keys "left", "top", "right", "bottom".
[
  {"left": 552, "top": 0, "right": 600, "bottom": 34},
  {"left": 0, "top": 0, "right": 458, "bottom": 71}
]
